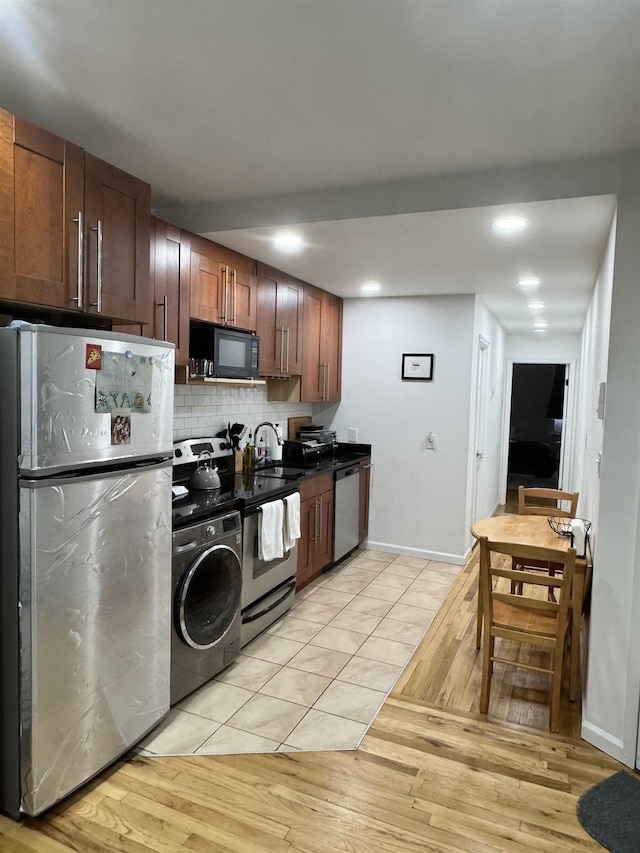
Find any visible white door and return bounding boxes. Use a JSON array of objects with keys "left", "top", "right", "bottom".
[{"left": 472, "top": 337, "right": 490, "bottom": 524}]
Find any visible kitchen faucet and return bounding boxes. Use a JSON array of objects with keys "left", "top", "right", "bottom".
[{"left": 254, "top": 421, "right": 283, "bottom": 446}]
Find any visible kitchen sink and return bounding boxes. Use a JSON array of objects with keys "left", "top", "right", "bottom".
[{"left": 254, "top": 464, "right": 310, "bottom": 480}]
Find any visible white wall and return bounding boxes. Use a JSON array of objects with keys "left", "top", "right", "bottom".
[
  {"left": 582, "top": 153, "right": 640, "bottom": 766},
  {"left": 173, "top": 384, "right": 311, "bottom": 446},
  {"left": 326, "top": 294, "right": 475, "bottom": 563},
  {"left": 506, "top": 334, "right": 581, "bottom": 364},
  {"left": 465, "top": 299, "right": 507, "bottom": 544},
  {"left": 571, "top": 211, "right": 616, "bottom": 533}
]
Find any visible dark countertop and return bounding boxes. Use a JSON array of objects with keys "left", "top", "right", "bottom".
[{"left": 172, "top": 443, "right": 371, "bottom": 527}]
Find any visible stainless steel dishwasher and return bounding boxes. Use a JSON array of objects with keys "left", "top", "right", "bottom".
[{"left": 334, "top": 464, "right": 360, "bottom": 563}]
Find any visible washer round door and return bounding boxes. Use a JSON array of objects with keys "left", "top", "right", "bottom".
[{"left": 175, "top": 543, "right": 242, "bottom": 650}]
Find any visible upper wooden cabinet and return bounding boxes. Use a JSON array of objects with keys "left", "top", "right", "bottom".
[
  {"left": 0, "top": 108, "right": 151, "bottom": 325},
  {"left": 151, "top": 217, "right": 190, "bottom": 365},
  {"left": 301, "top": 285, "right": 343, "bottom": 402},
  {"left": 189, "top": 236, "right": 257, "bottom": 332},
  {"left": 256, "top": 262, "right": 304, "bottom": 376},
  {"left": 83, "top": 153, "right": 151, "bottom": 325}
]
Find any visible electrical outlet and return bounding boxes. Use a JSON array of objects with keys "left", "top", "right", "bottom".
[{"left": 348, "top": 427, "right": 358, "bottom": 442}]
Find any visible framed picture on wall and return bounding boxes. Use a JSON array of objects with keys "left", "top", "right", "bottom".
[{"left": 402, "top": 353, "right": 434, "bottom": 381}]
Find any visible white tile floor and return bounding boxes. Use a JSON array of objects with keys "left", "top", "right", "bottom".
[{"left": 137, "top": 549, "right": 460, "bottom": 757}]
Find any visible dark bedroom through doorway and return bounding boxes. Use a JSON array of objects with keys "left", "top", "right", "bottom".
[{"left": 508, "top": 363, "right": 567, "bottom": 494}]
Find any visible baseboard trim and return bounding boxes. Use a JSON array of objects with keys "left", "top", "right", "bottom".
[
  {"left": 581, "top": 719, "right": 631, "bottom": 767},
  {"left": 365, "top": 540, "right": 466, "bottom": 566}
]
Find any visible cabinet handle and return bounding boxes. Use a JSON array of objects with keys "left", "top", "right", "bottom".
[
  {"left": 325, "top": 363, "right": 330, "bottom": 401},
  {"left": 321, "top": 362, "right": 329, "bottom": 401},
  {"left": 279, "top": 326, "right": 285, "bottom": 372},
  {"left": 220, "top": 266, "right": 227, "bottom": 322},
  {"left": 285, "top": 327, "right": 290, "bottom": 373},
  {"left": 232, "top": 268, "right": 237, "bottom": 325},
  {"left": 71, "top": 211, "right": 83, "bottom": 309},
  {"left": 156, "top": 295, "right": 168, "bottom": 340},
  {"left": 317, "top": 495, "right": 323, "bottom": 542},
  {"left": 90, "top": 220, "right": 103, "bottom": 312}
]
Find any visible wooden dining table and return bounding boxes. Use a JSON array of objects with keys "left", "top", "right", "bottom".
[{"left": 471, "top": 514, "right": 592, "bottom": 702}]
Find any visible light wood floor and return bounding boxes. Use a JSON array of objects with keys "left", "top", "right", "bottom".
[{"left": 0, "top": 533, "right": 623, "bottom": 852}]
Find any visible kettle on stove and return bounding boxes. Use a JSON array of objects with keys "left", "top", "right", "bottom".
[{"left": 189, "top": 451, "right": 221, "bottom": 490}]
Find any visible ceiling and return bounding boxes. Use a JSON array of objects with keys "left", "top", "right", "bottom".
[{"left": 1, "top": 1, "right": 638, "bottom": 334}]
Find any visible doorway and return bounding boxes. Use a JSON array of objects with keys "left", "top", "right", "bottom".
[{"left": 507, "top": 363, "right": 567, "bottom": 504}]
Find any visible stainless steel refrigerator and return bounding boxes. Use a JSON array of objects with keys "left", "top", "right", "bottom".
[{"left": 0, "top": 323, "right": 175, "bottom": 817}]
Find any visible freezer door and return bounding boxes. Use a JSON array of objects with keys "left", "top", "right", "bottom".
[
  {"left": 18, "top": 462, "right": 171, "bottom": 815},
  {"left": 14, "top": 324, "right": 174, "bottom": 474}
]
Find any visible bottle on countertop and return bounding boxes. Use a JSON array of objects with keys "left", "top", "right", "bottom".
[
  {"left": 243, "top": 432, "right": 255, "bottom": 474},
  {"left": 271, "top": 423, "right": 283, "bottom": 462},
  {"left": 257, "top": 436, "right": 267, "bottom": 464}
]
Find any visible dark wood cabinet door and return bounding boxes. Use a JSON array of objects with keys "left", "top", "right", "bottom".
[
  {"left": 296, "top": 496, "right": 317, "bottom": 590},
  {"left": 322, "top": 293, "right": 343, "bottom": 401},
  {"left": 279, "top": 276, "right": 304, "bottom": 375},
  {"left": 315, "top": 487, "right": 335, "bottom": 571},
  {"left": 301, "top": 285, "right": 324, "bottom": 401},
  {"left": 256, "top": 266, "right": 279, "bottom": 374},
  {"left": 231, "top": 267, "right": 257, "bottom": 332},
  {"left": 84, "top": 153, "right": 151, "bottom": 325},
  {"left": 358, "top": 460, "right": 372, "bottom": 545},
  {"left": 152, "top": 218, "right": 190, "bottom": 364},
  {"left": 0, "top": 110, "right": 84, "bottom": 310},
  {"left": 190, "top": 250, "right": 224, "bottom": 324},
  {"left": 257, "top": 264, "right": 304, "bottom": 376}
]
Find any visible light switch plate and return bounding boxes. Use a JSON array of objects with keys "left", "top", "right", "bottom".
[{"left": 348, "top": 428, "right": 358, "bottom": 442}]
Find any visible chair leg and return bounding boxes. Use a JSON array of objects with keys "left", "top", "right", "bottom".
[
  {"left": 476, "top": 590, "right": 483, "bottom": 649},
  {"left": 480, "top": 635, "right": 494, "bottom": 714},
  {"left": 549, "top": 645, "right": 564, "bottom": 733}
]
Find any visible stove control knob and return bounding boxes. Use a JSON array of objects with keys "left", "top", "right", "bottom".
[
  {"left": 220, "top": 441, "right": 230, "bottom": 450},
  {"left": 206, "top": 524, "right": 216, "bottom": 537}
]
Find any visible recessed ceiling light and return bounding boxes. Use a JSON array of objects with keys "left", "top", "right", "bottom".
[
  {"left": 492, "top": 216, "right": 527, "bottom": 232},
  {"left": 534, "top": 321, "right": 548, "bottom": 329},
  {"left": 273, "top": 231, "right": 303, "bottom": 251},
  {"left": 534, "top": 328, "right": 547, "bottom": 334},
  {"left": 517, "top": 277, "right": 540, "bottom": 288},
  {"left": 361, "top": 281, "right": 381, "bottom": 293},
  {"left": 528, "top": 301, "right": 545, "bottom": 310}
]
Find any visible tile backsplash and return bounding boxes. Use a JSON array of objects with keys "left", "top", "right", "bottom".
[{"left": 173, "top": 384, "right": 312, "bottom": 443}]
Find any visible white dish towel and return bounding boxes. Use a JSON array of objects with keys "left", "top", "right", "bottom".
[
  {"left": 258, "top": 499, "right": 284, "bottom": 561},
  {"left": 283, "top": 492, "right": 301, "bottom": 551}
]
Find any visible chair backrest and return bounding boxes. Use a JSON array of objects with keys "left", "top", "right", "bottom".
[
  {"left": 478, "top": 536, "right": 575, "bottom": 642},
  {"left": 518, "top": 486, "right": 579, "bottom": 518}
]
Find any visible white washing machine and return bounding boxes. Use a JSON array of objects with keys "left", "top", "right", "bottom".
[{"left": 171, "top": 509, "right": 243, "bottom": 705}]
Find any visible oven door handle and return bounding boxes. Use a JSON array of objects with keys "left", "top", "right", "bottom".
[{"left": 242, "top": 579, "right": 296, "bottom": 623}]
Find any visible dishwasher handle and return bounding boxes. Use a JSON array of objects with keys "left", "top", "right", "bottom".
[{"left": 335, "top": 466, "right": 359, "bottom": 481}]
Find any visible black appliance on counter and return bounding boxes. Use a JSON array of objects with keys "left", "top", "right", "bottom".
[{"left": 283, "top": 429, "right": 337, "bottom": 468}]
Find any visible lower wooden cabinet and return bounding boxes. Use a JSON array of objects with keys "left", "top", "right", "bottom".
[
  {"left": 358, "top": 458, "right": 373, "bottom": 545},
  {"left": 296, "top": 472, "right": 334, "bottom": 591}
]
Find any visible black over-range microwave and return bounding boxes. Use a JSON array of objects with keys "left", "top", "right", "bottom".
[{"left": 190, "top": 322, "right": 260, "bottom": 379}]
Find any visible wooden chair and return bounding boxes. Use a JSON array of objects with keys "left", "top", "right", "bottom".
[
  {"left": 512, "top": 486, "right": 579, "bottom": 596},
  {"left": 478, "top": 536, "right": 575, "bottom": 733},
  {"left": 518, "top": 486, "right": 578, "bottom": 518}
]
